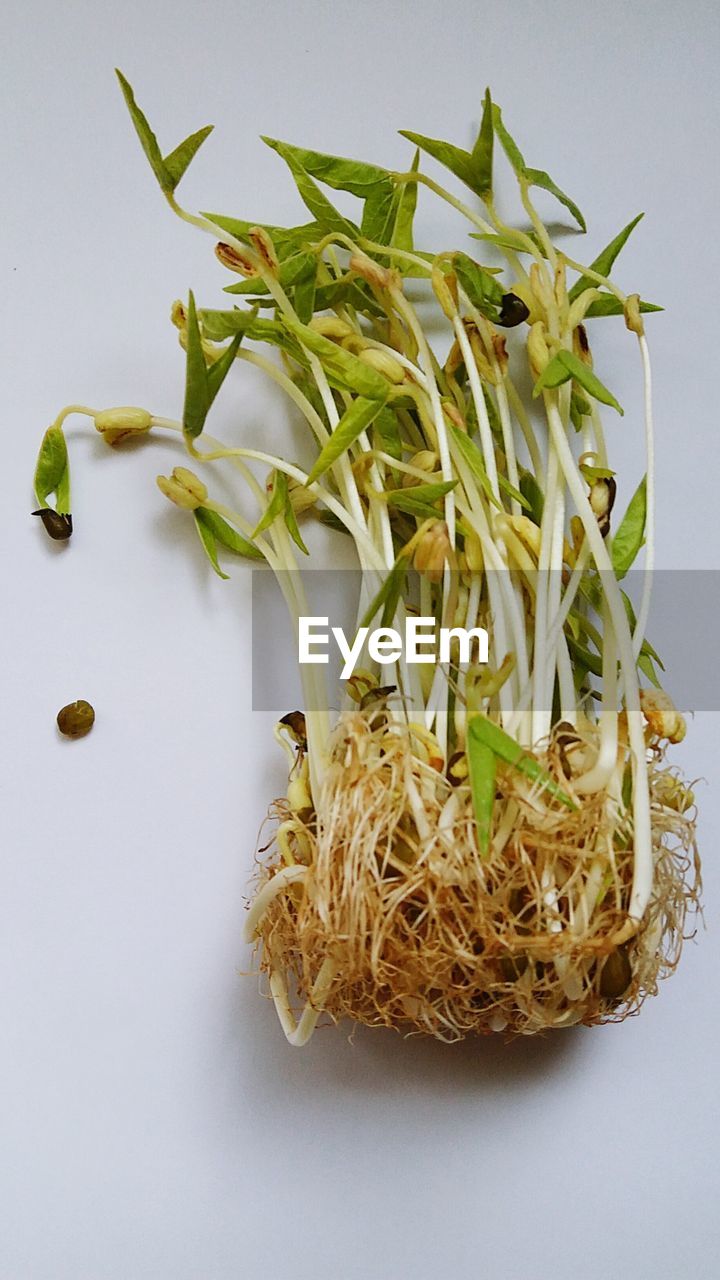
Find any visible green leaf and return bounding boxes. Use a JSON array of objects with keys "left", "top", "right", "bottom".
[
  {"left": 261, "top": 137, "right": 359, "bottom": 239},
  {"left": 398, "top": 130, "right": 479, "bottom": 194},
  {"left": 224, "top": 249, "right": 316, "bottom": 296},
  {"left": 449, "top": 424, "right": 502, "bottom": 511},
  {"left": 293, "top": 268, "right": 317, "bottom": 324},
  {"left": 183, "top": 291, "right": 243, "bottom": 441},
  {"left": 384, "top": 492, "right": 449, "bottom": 521},
  {"left": 283, "top": 316, "right": 391, "bottom": 399},
  {"left": 263, "top": 141, "right": 388, "bottom": 197},
  {"left": 583, "top": 295, "right": 662, "bottom": 319},
  {"left": 198, "top": 306, "right": 260, "bottom": 341},
  {"left": 193, "top": 510, "right": 228, "bottom": 579},
  {"left": 373, "top": 405, "right": 403, "bottom": 460},
  {"left": 620, "top": 589, "right": 665, "bottom": 674},
  {"left": 195, "top": 506, "right": 264, "bottom": 562},
  {"left": 385, "top": 480, "right": 457, "bottom": 509},
  {"left": 203, "top": 213, "right": 323, "bottom": 259},
  {"left": 360, "top": 179, "right": 397, "bottom": 244},
  {"left": 359, "top": 557, "right": 408, "bottom": 630},
  {"left": 470, "top": 88, "right": 494, "bottom": 198},
  {"left": 638, "top": 651, "right": 662, "bottom": 688},
  {"left": 163, "top": 125, "right": 214, "bottom": 189},
  {"left": 391, "top": 149, "right": 419, "bottom": 251},
  {"left": 283, "top": 491, "right": 309, "bottom": 556},
  {"left": 318, "top": 509, "right": 352, "bottom": 536},
  {"left": 116, "top": 70, "right": 168, "bottom": 189},
  {"left": 612, "top": 475, "right": 647, "bottom": 578},
  {"left": 492, "top": 104, "right": 586, "bottom": 231},
  {"left": 466, "top": 735, "right": 496, "bottom": 856},
  {"left": 116, "top": 70, "right": 212, "bottom": 194},
  {"left": 252, "top": 469, "right": 287, "bottom": 538},
  {"left": 453, "top": 252, "right": 504, "bottom": 317},
  {"left": 491, "top": 105, "right": 526, "bottom": 174},
  {"left": 525, "top": 167, "right": 586, "bottom": 233},
  {"left": 568, "top": 214, "right": 644, "bottom": 302},
  {"left": 519, "top": 470, "right": 544, "bottom": 526},
  {"left": 34, "top": 426, "right": 69, "bottom": 511},
  {"left": 471, "top": 229, "right": 543, "bottom": 256},
  {"left": 569, "top": 388, "right": 591, "bottom": 432},
  {"left": 533, "top": 350, "right": 623, "bottom": 415},
  {"left": 468, "top": 715, "right": 576, "bottom": 809},
  {"left": 308, "top": 397, "right": 385, "bottom": 483},
  {"left": 250, "top": 470, "right": 308, "bottom": 554}
]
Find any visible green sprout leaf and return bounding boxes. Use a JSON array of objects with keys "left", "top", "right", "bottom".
[
  {"left": 470, "top": 88, "right": 494, "bottom": 199},
  {"left": 612, "top": 475, "right": 647, "bottom": 578},
  {"left": 34, "top": 425, "right": 70, "bottom": 512},
  {"left": 385, "top": 480, "right": 457, "bottom": 512},
  {"left": 182, "top": 291, "right": 244, "bottom": 441},
  {"left": 308, "top": 397, "right": 385, "bottom": 483},
  {"left": 466, "top": 733, "right": 496, "bottom": 856},
  {"left": 519, "top": 470, "right": 544, "bottom": 526},
  {"left": 203, "top": 213, "right": 323, "bottom": 260},
  {"left": 453, "top": 252, "right": 504, "bottom": 318},
  {"left": 492, "top": 104, "right": 586, "bottom": 231},
  {"left": 116, "top": 70, "right": 213, "bottom": 195},
  {"left": 361, "top": 179, "right": 397, "bottom": 245},
  {"left": 391, "top": 149, "right": 419, "bottom": 251},
  {"left": 198, "top": 306, "right": 260, "bottom": 341},
  {"left": 261, "top": 137, "right": 359, "bottom": 239},
  {"left": 373, "top": 405, "right": 403, "bottom": 460},
  {"left": 468, "top": 715, "right": 577, "bottom": 809},
  {"left": 359, "top": 556, "right": 408, "bottom": 630},
  {"left": 583, "top": 295, "right": 662, "bottom": 319},
  {"left": 194, "top": 507, "right": 264, "bottom": 579},
  {"left": 449, "top": 424, "right": 502, "bottom": 511},
  {"left": 223, "top": 249, "right": 316, "bottom": 296},
  {"left": 568, "top": 213, "right": 644, "bottom": 302},
  {"left": 398, "top": 129, "right": 478, "bottom": 194},
  {"left": 263, "top": 141, "right": 388, "bottom": 197},
  {"left": 193, "top": 510, "right": 229, "bottom": 578},
  {"left": 283, "top": 316, "right": 391, "bottom": 400},
  {"left": 252, "top": 469, "right": 308, "bottom": 555},
  {"left": 533, "top": 350, "right": 623, "bottom": 415}
]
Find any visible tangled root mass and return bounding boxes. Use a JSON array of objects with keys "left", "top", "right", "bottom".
[{"left": 252, "top": 704, "right": 701, "bottom": 1041}]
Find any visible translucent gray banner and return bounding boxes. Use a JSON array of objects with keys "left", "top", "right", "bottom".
[{"left": 250, "top": 569, "right": 720, "bottom": 715}]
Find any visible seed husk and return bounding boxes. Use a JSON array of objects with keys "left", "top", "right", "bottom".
[
  {"left": 33, "top": 509, "right": 73, "bottom": 541},
  {"left": 56, "top": 699, "right": 95, "bottom": 738},
  {"left": 498, "top": 292, "right": 530, "bottom": 328},
  {"left": 599, "top": 946, "right": 633, "bottom": 998}
]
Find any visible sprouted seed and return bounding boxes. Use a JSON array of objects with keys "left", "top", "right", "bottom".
[
  {"left": 33, "top": 74, "right": 702, "bottom": 1044},
  {"left": 57, "top": 700, "right": 95, "bottom": 739}
]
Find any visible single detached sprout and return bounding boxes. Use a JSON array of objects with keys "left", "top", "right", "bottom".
[{"left": 34, "top": 74, "right": 701, "bottom": 1045}]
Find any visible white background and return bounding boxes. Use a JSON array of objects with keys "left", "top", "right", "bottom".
[{"left": 2, "top": 2, "right": 719, "bottom": 1277}]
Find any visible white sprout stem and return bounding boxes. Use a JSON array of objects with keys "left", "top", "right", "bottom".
[
  {"left": 391, "top": 287, "right": 456, "bottom": 545},
  {"left": 532, "top": 447, "right": 560, "bottom": 745},
  {"left": 544, "top": 395, "right": 653, "bottom": 925},
  {"left": 505, "top": 378, "right": 544, "bottom": 476},
  {"left": 631, "top": 334, "right": 655, "bottom": 658},
  {"left": 494, "top": 379, "right": 521, "bottom": 516},
  {"left": 573, "top": 597, "right": 619, "bottom": 794},
  {"left": 451, "top": 313, "right": 501, "bottom": 503},
  {"left": 267, "top": 957, "right": 339, "bottom": 1047}
]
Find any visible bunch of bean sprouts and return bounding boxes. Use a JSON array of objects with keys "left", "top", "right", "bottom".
[{"left": 33, "top": 75, "right": 700, "bottom": 1043}]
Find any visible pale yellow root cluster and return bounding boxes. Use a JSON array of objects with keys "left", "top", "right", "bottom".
[{"left": 250, "top": 706, "right": 701, "bottom": 1041}]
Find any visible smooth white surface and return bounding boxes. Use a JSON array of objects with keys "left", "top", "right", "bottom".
[{"left": 2, "top": 2, "right": 719, "bottom": 1277}]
